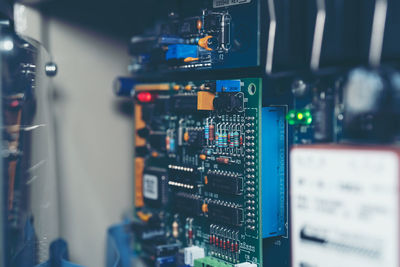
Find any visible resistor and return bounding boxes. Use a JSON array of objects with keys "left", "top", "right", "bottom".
[
  {"left": 226, "top": 240, "right": 230, "bottom": 250},
  {"left": 222, "top": 132, "right": 227, "bottom": 147},
  {"left": 216, "top": 157, "right": 230, "bottom": 164},
  {"left": 213, "top": 235, "right": 216, "bottom": 245},
  {"left": 235, "top": 242, "right": 239, "bottom": 253},
  {"left": 240, "top": 135, "right": 243, "bottom": 146},
  {"left": 234, "top": 131, "right": 239, "bottom": 147},
  {"left": 209, "top": 124, "right": 215, "bottom": 141},
  {"left": 205, "top": 123, "right": 209, "bottom": 140},
  {"left": 215, "top": 237, "right": 219, "bottom": 247},
  {"left": 229, "top": 131, "right": 234, "bottom": 148},
  {"left": 166, "top": 136, "right": 170, "bottom": 151},
  {"left": 188, "top": 229, "right": 193, "bottom": 240},
  {"left": 170, "top": 138, "right": 175, "bottom": 152},
  {"left": 172, "top": 221, "right": 179, "bottom": 238},
  {"left": 217, "top": 131, "right": 222, "bottom": 148},
  {"left": 209, "top": 235, "right": 213, "bottom": 244}
]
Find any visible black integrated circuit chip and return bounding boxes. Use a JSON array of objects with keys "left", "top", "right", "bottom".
[
  {"left": 208, "top": 200, "right": 243, "bottom": 226},
  {"left": 206, "top": 170, "right": 243, "bottom": 195},
  {"left": 174, "top": 192, "right": 202, "bottom": 216},
  {"left": 171, "top": 94, "right": 197, "bottom": 113}
]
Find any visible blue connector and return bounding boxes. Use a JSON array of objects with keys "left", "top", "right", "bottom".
[{"left": 216, "top": 80, "right": 241, "bottom": 92}]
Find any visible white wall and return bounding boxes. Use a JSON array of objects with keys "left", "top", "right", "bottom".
[{"left": 16, "top": 5, "right": 134, "bottom": 267}]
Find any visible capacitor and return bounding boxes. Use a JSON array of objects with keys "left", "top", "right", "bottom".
[
  {"left": 205, "top": 149, "right": 213, "bottom": 155},
  {"left": 172, "top": 221, "right": 179, "bottom": 238},
  {"left": 209, "top": 124, "right": 215, "bottom": 141},
  {"left": 216, "top": 157, "right": 229, "bottom": 164},
  {"left": 113, "top": 77, "right": 136, "bottom": 97}
]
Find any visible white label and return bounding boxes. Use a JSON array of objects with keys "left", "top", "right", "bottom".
[
  {"left": 291, "top": 147, "right": 399, "bottom": 267},
  {"left": 213, "top": 0, "right": 251, "bottom": 8},
  {"left": 143, "top": 174, "right": 158, "bottom": 200}
]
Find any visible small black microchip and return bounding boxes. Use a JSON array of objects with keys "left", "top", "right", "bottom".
[
  {"left": 187, "top": 128, "right": 205, "bottom": 148},
  {"left": 148, "top": 132, "right": 167, "bottom": 151},
  {"left": 208, "top": 201, "right": 243, "bottom": 226},
  {"left": 171, "top": 94, "right": 197, "bottom": 113},
  {"left": 174, "top": 192, "right": 202, "bottom": 216},
  {"left": 213, "top": 92, "right": 244, "bottom": 113},
  {"left": 206, "top": 170, "right": 243, "bottom": 195},
  {"left": 143, "top": 167, "right": 169, "bottom": 208}
]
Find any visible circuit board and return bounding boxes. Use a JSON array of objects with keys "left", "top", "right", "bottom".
[
  {"left": 130, "top": 78, "right": 284, "bottom": 267},
  {"left": 128, "top": 0, "right": 260, "bottom": 74}
]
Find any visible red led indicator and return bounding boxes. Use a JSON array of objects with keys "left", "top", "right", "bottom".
[
  {"left": 10, "top": 100, "right": 19, "bottom": 108},
  {"left": 136, "top": 92, "right": 155, "bottom": 103}
]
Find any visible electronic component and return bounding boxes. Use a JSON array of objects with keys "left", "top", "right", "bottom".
[
  {"left": 194, "top": 257, "right": 232, "bottom": 267},
  {"left": 197, "top": 91, "right": 215, "bottom": 111},
  {"left": 168, "top": 164, "right": 199, "bottom": 186},
  {"left": 166, "top": 44, "right": 198, "bottom": 61},
  {"left": 184, "top": 246, "right": 205, "bottom": 266},
  {"left": 234, "top": 263, "right": 257, "bottom": 267},
  {"left": 143, "top": 167, "right": 169, "bottom": 208},
  {"left": 205, "top": 170, "right": 243, "bottom": 195},
  {"left": 113, "top": 77, "right": 136, "bottom": 97},
  {"left": 216, "top": 80, "right": 241, "bottom": 93},
  {"left": 174, "top": 193, "right": 202, "bottom": 217},
  {"left": 142, "top": 242, "right": 180, "bottom": 259},
  {"left": 130, "top": 220, "right": 165, "bottom": 242},
  {"left": 156, "top": 256, "right": 176, "bottom": 267},
  {"left": 186, "top": 128, "right": 205, "bottom": 148},
  {"left": 148, "top": 132, "right": 167, "bottom": 151},
  {"left": 213, "top": 93, "right": 244, "bottom": 113},
  {"left": 261, "top": 107, "right": 286, "bottom": 238},
  {"left": 171, "top": 94, "right": 198, "bottom": 113},
  {"left": 207, "top": 200, "right": 243, "bottom": 226}
]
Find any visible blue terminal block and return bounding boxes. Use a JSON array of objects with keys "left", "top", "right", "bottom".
[
  {"left": 165, "top": 44, "right": 198, "bottom": 60},
  {"left": 216, "top": 80, "right": 242, "bottom": 92},
  {"left": 261, "top": 107, "right": 286, "bottom": 238}
]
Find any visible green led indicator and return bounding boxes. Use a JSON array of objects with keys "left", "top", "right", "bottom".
[{"left": 286, "top": 109, "right": 313, "bottom": 125}]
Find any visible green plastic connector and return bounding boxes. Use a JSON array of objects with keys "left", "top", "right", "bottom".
[{"left": 194, "top": 256, "right": 233, "bottom": 267}]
